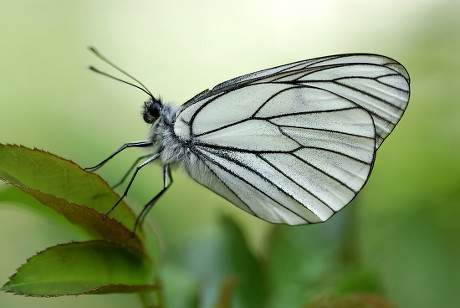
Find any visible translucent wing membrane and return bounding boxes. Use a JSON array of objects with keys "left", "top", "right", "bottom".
[
  {"left": 182, "top": 54, "right": 410, "bottom": 148},
  {"left": 174, "top": 54, "right": 409, "bottom": 224}
]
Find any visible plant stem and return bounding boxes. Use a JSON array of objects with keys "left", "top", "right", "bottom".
[
  {"left": 138, "top": 289, "right": 160, "bottom": 308},
  {"left": 340, "top": 204, "right": 360, "bottom": 266}
]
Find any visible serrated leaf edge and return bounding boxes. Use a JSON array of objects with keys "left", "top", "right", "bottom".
[
  {"left": 0, "top": 179, "right": 144, "bottom": 251},
  {"left": 1, "top": 240, "right": 154, "bottom": 297},
  {"left": 0, "top": 143, "right": 146, "bottom": 239}
]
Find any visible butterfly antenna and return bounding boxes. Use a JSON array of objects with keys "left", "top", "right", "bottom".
[
  {"left": 87, "top": 46, "right": 156, "bottom": 99},
  {"left": 87, "top": 65, "right": 153, "bottom": 98}
]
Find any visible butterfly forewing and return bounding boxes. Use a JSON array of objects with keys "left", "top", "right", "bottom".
[{"left": 180, "top": 54, "right": 409, "bottom": 148}]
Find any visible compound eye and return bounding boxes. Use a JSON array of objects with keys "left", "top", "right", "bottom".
[
  {"left": 142, "top": 99, "right": 162, "bottom": 124},
  {"left": 148, "top": 101, "right": 161, "bottom": 118}
]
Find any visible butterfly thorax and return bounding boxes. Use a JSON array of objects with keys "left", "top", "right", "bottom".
[{"left": 147, "top": 102, "right": 188, "bottom": 166}]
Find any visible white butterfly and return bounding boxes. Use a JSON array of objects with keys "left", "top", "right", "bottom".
[{"left": 87, "top": 49, "right": 410, "bottom": 232}]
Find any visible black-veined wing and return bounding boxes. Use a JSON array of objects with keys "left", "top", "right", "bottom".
[
  {"left": 173, "top": 54, "right": 409, "bottom": 224},
  {"left": 184, "top": 54, "right": 410, "bottom": 148}
]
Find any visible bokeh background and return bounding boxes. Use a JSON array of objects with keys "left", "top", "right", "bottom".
[{"left": 1, "top": 0, "right": 459, "bottom": 307}]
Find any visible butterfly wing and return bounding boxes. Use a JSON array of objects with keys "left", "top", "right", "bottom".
[
  {"left": 174, "top": 54, "right": 410, "bottom": 224},
  {"left": 182, "top": 54, "right": 410, "bottom": 148}
]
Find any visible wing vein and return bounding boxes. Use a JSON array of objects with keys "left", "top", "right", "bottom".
[
  {"left": 298, "top": 145, "right": 371, "bottom": 165},
  {"left": 197, "top": 156, "right": 258, "bottom": 216},
  {"left": 256, "top": 154, "right": 336, "bottom": 212},
  {"left": 261, "top": 106, "right": 357, "bottom": 120},
  {"left": 278, "top": 125, "right": 375, "bottom": 140},
  {"left": 290, "top": 151, "right": 359, "bottom": 193},
  {"left": 197, "top": 147, "right": 310, "bottom": 222}
]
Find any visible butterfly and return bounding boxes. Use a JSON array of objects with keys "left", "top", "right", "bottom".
[{"left": 86, "top": 48, "right": 410, "bottom": 233}]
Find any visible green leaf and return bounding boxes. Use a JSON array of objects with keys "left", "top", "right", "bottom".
[
  {"left": 1, "top": 179, "right": 143, "bottom": 251},
  {"left": 265, "top": 206, "right": 376, "bottom": 307},
  {"left": 0, "top": 143, "right": 144, "bottom": 244},
  {"left": 166, "top": 216, "right": 266, "bottom": 308},
  {"left": 1, "top": 240, "right": 156, "bottom": 296}
]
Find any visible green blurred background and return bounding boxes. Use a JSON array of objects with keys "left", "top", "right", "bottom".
[{"left": 1, "top": 0, "right": 459, "bottom": 307}]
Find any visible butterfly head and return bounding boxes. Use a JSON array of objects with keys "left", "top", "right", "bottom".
[{"left": 143, "top": 97, "right": 162, "bottom": 124}]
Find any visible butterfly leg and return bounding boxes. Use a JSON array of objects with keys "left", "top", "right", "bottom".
[
  {"left": 132, "top": 164, "right": 173, "bottom": 236},
  {"left": 104, "top": 153, "right": 160, "bottom": 219},
  {"left": 85, "top": 141, "right": 153, "bottom": 172},
  {"left": 112, "top": 154, "right": 153, "bottom": 189}
]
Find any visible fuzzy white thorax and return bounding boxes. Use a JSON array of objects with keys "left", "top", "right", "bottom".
[
  {"left": 146, "top": 101, "right": 221, "bottom": 189},
  {"left": 147, "top": 102, "right": 185, "bottom": 165}
]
